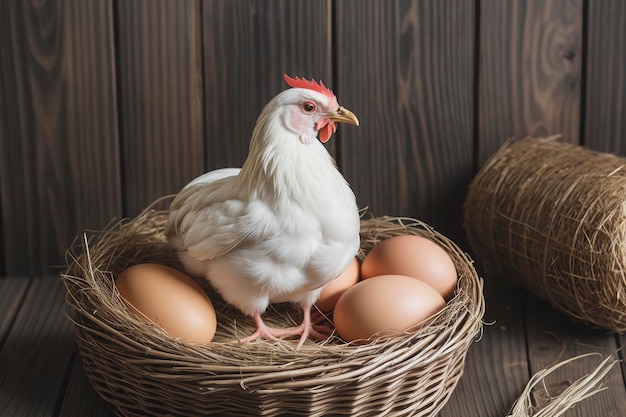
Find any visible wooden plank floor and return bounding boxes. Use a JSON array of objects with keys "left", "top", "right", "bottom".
[{"left": 1, "top": 275, "right": 625, "bottom": 417}]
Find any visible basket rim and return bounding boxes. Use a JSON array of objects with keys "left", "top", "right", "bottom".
[{"left": 61, "top": 198, "right": 485, "bottom": 391}]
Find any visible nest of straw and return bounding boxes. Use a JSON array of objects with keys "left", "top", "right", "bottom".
[
  {"left": 62, "top": 197, "right": 484, "bottom": 417},
  {"left": 464, "top": 136, "right": 626, "bottom": 332}
]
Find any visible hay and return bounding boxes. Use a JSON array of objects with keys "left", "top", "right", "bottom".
[
  {"left": 464, "top": 136, "right": 626, "bottom": 332},
  {"left": 507, "top": 354, "right": 617, "bottom": 417},
  {"left": 62, "top": 198, "right": 484, "bottom": 416}
]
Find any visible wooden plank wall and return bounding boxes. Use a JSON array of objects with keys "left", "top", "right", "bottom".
[
  {"left": 1, "top": 0, "right": 625, "bottom": 279},
  {"left": 2, "top": 2, "right": 626, "bottom": 416}
]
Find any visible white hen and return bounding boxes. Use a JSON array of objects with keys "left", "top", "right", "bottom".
[{"left": 166, "top": 75, "right": 360, "bottom": 347}]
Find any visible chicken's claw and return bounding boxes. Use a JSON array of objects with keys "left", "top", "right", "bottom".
[{"left": 241, "top": 306, "right": 331, "bottom": 349}]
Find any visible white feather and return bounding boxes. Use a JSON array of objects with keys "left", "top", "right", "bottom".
[
  {"left": 184, "top": 168, "right": 241, "bottom": 188},
  {"left": 165, "top": 87, "right": 360, "bottom": 318}
]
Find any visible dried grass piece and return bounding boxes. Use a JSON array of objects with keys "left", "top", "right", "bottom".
[
  {"left": 464, "top": 136, "right": 626, "bottom": 331},
  {"left": 507, "top": 354, "right": 617, "bottom": 417},
  {"left": 62, "top": 198, "right": 484, "bottom": 416}
]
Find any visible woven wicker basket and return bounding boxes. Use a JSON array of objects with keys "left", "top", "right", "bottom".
[{"left": 62, "top": 198, "right": 484, "bottom": 416}]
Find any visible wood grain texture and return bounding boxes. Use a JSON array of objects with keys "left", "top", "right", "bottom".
[
  {"left": 620, "top": 334, "right": 626, "bottom": 392},
  {"left": 0, "top": 0, "right": 120, "bottom": 277},
  {"left": 116, "top": 0, "right": 205, "bottom": 217},
  {"left": 336, "top": 0, "right": 474, "bottom": 240},
  {"left": 202, "top": 0, "right": 333, "bottom": 171},
  {"left": 439, "top": 277, "right": 529, "bottom": 417},
  {"left": 58, "top": 357, "right": 114, "bottom": 417},
  {"left": 524, "top": 296, "right": 626, "bottom": 416},
  {"left": 584, "top": 0, "right": 626, "bottom": 153},
  {"left": 478, "top": 0, "right": 583, "bottom": 163},
  {"left": 0, "top": 277, "right": 76, "bottom": 416},
  {"left": 0, "top": 277, "right": 30, "bottom": 345}
]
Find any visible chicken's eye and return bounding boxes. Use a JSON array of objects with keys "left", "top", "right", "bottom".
[{"left": 302, "top": 101, "right": 317, "bottom": 113}]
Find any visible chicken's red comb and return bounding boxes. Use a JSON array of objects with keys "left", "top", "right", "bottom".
[{"left": 284, "top": 74, "right": 337, "bottom": 106}]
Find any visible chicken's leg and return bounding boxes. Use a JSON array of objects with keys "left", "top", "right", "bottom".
[{"left": 239, "top": 305, "right": 330, "bottom": 348}]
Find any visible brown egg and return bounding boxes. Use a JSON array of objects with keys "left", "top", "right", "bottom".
[
  {"left": 361, "top": 235, "right": 458, "bottom": 300},
  {"left": 115, "top": 263, "right": 217, "bottom": 344},
  {"left": 315, "top": 257, "right": 360, "bottom": 312},
  {"left": 333, "top": 274, "right": 446, "bottom": 343}
]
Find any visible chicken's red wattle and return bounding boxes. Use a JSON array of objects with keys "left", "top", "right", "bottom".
[{"left": 319, "top": 121, "right": 337, "bottom": 143}]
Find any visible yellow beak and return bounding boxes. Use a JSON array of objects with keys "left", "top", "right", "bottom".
[{"left": 328, "top": 106, "right": 359, "bottom": 126}]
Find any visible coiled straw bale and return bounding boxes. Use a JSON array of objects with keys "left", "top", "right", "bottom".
[{"left": 464, "top": 136, "right": 626, "bottom": 332}]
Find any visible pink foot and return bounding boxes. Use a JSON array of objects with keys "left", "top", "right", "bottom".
[{"left": 239, "top": 306, "right": 332, "bottom": 349}]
